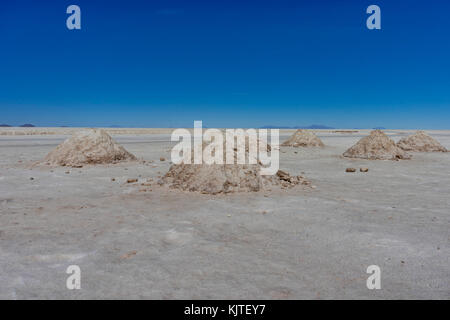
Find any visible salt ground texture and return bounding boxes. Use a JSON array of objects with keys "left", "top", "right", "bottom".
[
  {"left": 281, "top": 129, "right": 325, "bottom": 147},
  {"left": 43, "top": 129, "right": 136, "bottom": 167},
  {"left": 397, "top": 131, "right": 448, "bottom": 153},
  {"left": 343, "top": 130, "right": 411, "bottom": 160},
  {"left": 0, "top": 129, "right": 449, "bottom": 299}
]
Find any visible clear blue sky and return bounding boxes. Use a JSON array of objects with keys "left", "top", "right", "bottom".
[{"left": 1, "top": 0, "right": 449, "bottom": 128}]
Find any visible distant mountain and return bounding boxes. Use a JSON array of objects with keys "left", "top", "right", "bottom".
[
  {"left": 0, "top": 124, "right": 11, "bottom": 127},
  {"left": 20, "top": 124, "right": 35, "bottom": 127},
  {"left": 260, "top": 124, "right": 334, "bottom": 129},
  {"left": 259, "top": 125, "right": 292, "bottom": 129},
  {"left": 302, "top": 124, "right": 334, "bottom": 129},
  {"left": 373, "top": 127, "right": 386, "bottom": 130}
]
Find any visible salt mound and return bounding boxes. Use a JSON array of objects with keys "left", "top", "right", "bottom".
[
  {"left": 160, "top": 163, "right": 310, "bottom": 194},
  {"left": 159, "top": 140, "right": 309, "bottom": 194},
  {"left": 397, "top": 131, "right": 447, "bottom": 152},
  {"left": 343, "top": 130, "right": 411, "bottom": 160},
  {"left": 281, "top": 130, "right": 324, "bottom": 147},
  {"left": 44, "top": 129, "right": 136, "bottom": 166}
]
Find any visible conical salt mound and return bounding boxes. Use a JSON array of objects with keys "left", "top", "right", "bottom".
[
  {"left": 160, "top": 163, "right": 310, "bottom": 194},
  {"left": 343, "top": 130, "right": 411, "bottom": 160},
  {"left": 159, "top": 141, "right": 309, "bottom": 194},
  {"left": 44, "top": 129, "right": 136, "bottom": 166},
  {"left": 281, "top": 130, "right": 324, "bottom": 147},
  {"left": 397, "top": 131, "right": 447, "bottom": 152}
]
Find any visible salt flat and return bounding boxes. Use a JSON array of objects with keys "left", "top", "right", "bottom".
[{"left": 0, "top": 129, "right": 449, "bottom": 299}]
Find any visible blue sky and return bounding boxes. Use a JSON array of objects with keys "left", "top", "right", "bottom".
[{"left": 1, "top": 0, "right": 449, "bottom": 128}]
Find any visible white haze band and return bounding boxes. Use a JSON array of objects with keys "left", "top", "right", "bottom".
[{"left": 171, "top": 121, "right": 280, "bottom": 176}]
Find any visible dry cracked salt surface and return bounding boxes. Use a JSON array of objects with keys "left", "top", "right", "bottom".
[{"left": 0, "top": 130, "right": 449, "bottom": 299}]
